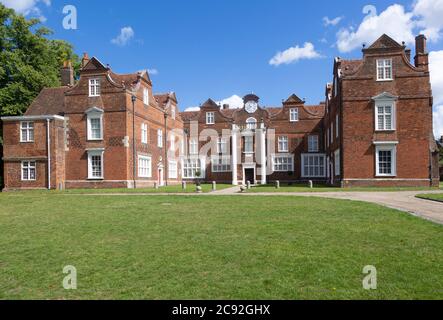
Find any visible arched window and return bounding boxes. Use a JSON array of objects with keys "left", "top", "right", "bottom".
[{"left": 246, "top": 117, "right": 257, "bottom": 130}]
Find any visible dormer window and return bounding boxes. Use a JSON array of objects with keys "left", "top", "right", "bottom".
[
  {"left": 143, "top": 88, "right": 149, "bottom": 105},
  {"left": 206, "top": 112, "right": 215, "bottom": 125},
  {"left": 376, "top": 59, "right": 393, "bottom": 81},
  {"left": 86, "top": 107, "right": 104, "bottom": 141},
  {"left": 89, "top": 78, "right": 101, "bottom": 97},
  {"left": 290, "top": 108, "right": 299, "bottom": 122}
]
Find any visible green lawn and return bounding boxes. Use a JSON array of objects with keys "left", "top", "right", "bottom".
[
  {"left": 0, "top": 193, "right": 442, "bottom": 300},
  {"left": 247, "top": 183, "right": 442, "bottom": 193},
  {"left": 416, "top": 193, "right": 443, "bottom": 203}
]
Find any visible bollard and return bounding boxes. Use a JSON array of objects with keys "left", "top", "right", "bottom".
[
  {"left": 182, "top": 181, "right": 187, "bottom": 190},
  {"left": 154, "top": 182, "right": 159, "bottom": 189},
  {"left": 276, "top": 180, "right": 280, "bottom": 189},
  {"left": 240, "top": 185, "right": 247, "bottom": 193},
  {"left": 246, "top": 181, "right": 251, "bottom": 190},
  {"left": 196, "top": 185, "right": 203, "bottom": 193},
  {"left": 309, "top": 180, "right": 313, "bottom": 189},
  {"left": 212, "top": 181, "right": 217, "bottom": 192}
]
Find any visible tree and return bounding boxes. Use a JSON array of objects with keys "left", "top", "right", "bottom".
[{"left": 0, "top": 4, "right": 79, "bottom": 118}]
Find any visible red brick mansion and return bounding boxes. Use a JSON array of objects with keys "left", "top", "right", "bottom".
[{"left": 1, "top": 34, "right": 440, "bottom": 190}]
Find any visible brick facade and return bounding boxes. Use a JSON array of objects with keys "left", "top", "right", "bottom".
[{"left": 1, "top": 34, "right": 440, "bottom": 190}]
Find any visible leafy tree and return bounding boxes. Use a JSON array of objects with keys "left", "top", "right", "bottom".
[{"left": 0, "top": 4, "right": 79, "bottom": 118}]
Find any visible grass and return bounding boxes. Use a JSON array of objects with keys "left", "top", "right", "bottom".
[
  {"left": 416, "top": 193, "right": 443, "bottom": 203},
  {"left": 0, "top": 193, "right": 442, "bottom": 300},
  {"left": 247, "top": 183, "right": 443, "bottom": 193}
]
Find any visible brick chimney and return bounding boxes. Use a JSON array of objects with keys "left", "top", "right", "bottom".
[
  {"left": 81, "top": 52, "right": 90, "bottom": 68},
  {"left": 414, "top": 35, "right": 429, "bottom": 70},
  {"left": 222, "top": 104, "right": 229, "bottom": 110},
  {"left": 60, "top": 60, "right": 74, "bottom": 86}
]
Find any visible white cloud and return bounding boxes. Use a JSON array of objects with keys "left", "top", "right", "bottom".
[
  {"left": 335, "top": 1, "right": 443, "bottom": 53},
  {"left": 429, "top": 51, "right": 443, "bottom": 106},
  {"left": 413, "top": 0, "right": 443, "bottom": 42},
  {"left": 111, "top": 27, "right": 135, "bottom": 46},
  {"left": 323, "top": 16, "right": 343, "bottom": 27},
  {"left": 336, "top": 4, "right": 415, "bottom": 53},
  {"left": 184, "top": 95, "right": 244, "bottom": 112},
  {"left": 433, "top": 105, "right": 443, "bottom": 139},
  {"left": 269, "top": 42, "right": 322, "bottom": 66},
  {"left": 0, "top": 0, "right": 50, "bottom": 21},
  {"left": 429, "top": 50, "right": 443, "bottom": 138},
  {"left": 148, "top": 68, "right": 158, "bottom": 75},
  {"left": 218, "top": 95, "right": 244, "bottom": 109}
]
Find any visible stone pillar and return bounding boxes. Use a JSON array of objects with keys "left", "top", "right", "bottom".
[
  {"left": 259, "top": 126, "right": 267, "bottom": 185},
  {"left": 232, "top": 126, "right": 238, "bottom": 185}
]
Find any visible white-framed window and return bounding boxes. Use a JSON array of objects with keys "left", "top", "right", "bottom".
[
  {"left": 89, "top": 78, "right": 100, "bottom": 97},
  {"left": 87, "top": 113, "right": 103, "bottom": 141},
  {"left": 272, "top": 155, "right": 294, "bottom": 172},
  {"left": 141, "top": 123, "right": 148, "bottom": 144},
  {"left": 20, "top": 121, "right": 34, "bottom": 142},
  {"left": 157, "top": 129, "right": 163, "bottom": 148},
  {"left": 206, "top": 112, "right": 215, "bottom": 125},
  {"left": 302, "top": 154, "right": 326, "bottom": 178},
  {"left": 377, "top": 59, "right": 393, "bottom": 81},
  {"left": 21, "top": 161, "right": 36, "bottom": 181},
  {"left": 246, "top": 117, "right": 257, "bottom": 130},
  {"left": 143, "top": 88, "right": 149, "bottom": 105},
  {"left": 87, "top": 150, "right": 104, "bottom": 179},
  {"left": 308, "top": 135, "right": 319, "bottom": 153},
  {"left": 335, "top": 114, "right": 339, "bottom": 138},
  {"left": 138, "top": 155, "right": 152, "bottom": 178},
  {"left": 189, "top": 139, "right": 198, "bottom": 155},
  {"left": 375, "top": 144, "right": 397, "bottom": 177},
  {"left": 170, "top": 133, "right": 175, "bottom": 151},
  {"left": 334, "top": 149, "right": 340, "bottom": 176},
  {"left": 244, "top": 136, "right": 254, "bottom": 153},
  {"left": 375, "top": 103, "right": 395, "bottom": 131},
  {"left": 168, "top": 161, "right": 178, "bottom": 179},
  {"left": 217, "top": 137, "right": 228, "bottom": 154},
  {"left": 278, "top": 136, "right": 289, "bottom": 153},
  {"left": 183, "top": 158, "right": 202, "bottom": 178},
  {"left": 211, "top": 156, "right": 231, "bottom": 172},
  {"left": 290, "top": 108, "right": 299, "bottom": 122}
]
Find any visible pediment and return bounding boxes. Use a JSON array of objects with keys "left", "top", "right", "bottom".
[{"left": 372, "top": 92, "right": 398, "bottom": 101}]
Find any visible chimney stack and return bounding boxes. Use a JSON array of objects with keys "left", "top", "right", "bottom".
[
  {"left": 81, "top": 52, "right": 90, "bottom": 69},
  {"left": 222, "top": 104, "right": 229, "bottom": 110},
  {"left": 60, "top": 60, "right": 74, "bottom": 86},
  {"left": 414, "top": 35, "right": 429, "bottom": 70}
]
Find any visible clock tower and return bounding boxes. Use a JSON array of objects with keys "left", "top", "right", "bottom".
[{"left": 243, "top": 94, "right": 260, "bottom": 114}]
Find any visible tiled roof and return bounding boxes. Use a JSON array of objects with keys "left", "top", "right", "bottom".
[
  {"left": 305, "top": 104, "right": 326, "bottom": 117},
  {"left": 109, "top": 72, "right": 139, "bottom": 86},
  {"left": 24, "top": 87, "right": 69, "bottom": 116},
  {"left": 154, "top": 94, "right": 171, "bottom": 108},
  {"left": 340, "top": 59, "right": 363, "bottom": 76},
  {"left": 180, "top": 111, "right": 200, "bottom": 121}
]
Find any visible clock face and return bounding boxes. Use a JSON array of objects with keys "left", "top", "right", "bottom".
[{"left": 245, "top": 101, "right": 258, "bottom": 114}]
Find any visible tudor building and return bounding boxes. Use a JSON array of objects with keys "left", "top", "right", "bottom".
[{"left": 1, "top": 34, "right": 440, "bottom": 190}]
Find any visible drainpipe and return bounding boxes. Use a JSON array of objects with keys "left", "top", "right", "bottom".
[
  {"left": 46, "top": 118, "right": 51, "bottom": 190},
  {"left": 132, "top": 95, "right": 137, "bottom": 189},
  {"left": 164, "top": 112, "right": 168, "bottom": 186}
]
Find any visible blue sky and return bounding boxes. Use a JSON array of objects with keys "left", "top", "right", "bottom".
[{"left": 2, "top": 0, "right": 443, "bottom": 136}]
